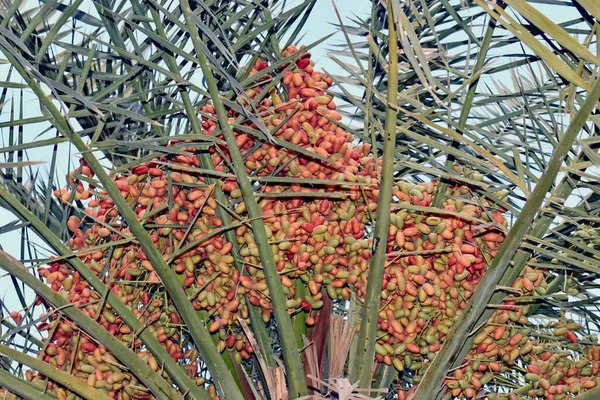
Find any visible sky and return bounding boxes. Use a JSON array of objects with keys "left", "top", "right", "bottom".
[{"left": 298, "top": 1, "right": 371, "bottom": 71}]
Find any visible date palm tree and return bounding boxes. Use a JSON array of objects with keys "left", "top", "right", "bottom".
[{"left": 0, "top": 0, "right": 599, "bottom": 399}]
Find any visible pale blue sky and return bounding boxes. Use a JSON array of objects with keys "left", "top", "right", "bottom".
[{"left": 299, "top": 1, "right": 371, "bottom": 69}]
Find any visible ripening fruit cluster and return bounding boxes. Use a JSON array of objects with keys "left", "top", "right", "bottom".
[{"left": 5, "top": 45, "right": 595, "bottom": 400}]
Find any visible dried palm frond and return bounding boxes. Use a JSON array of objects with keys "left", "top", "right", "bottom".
[
  {"left": 239, "top": 318, "right": 288, "bottom": 400},
  {"left": 303, "top": 335, "right": 322, "bottom": 392},
  {"left": 328, "top": 314, "right": 355, "bottom": 380},
  {"left": 300, "top": 375, "right": 386, "bottom": 400}
]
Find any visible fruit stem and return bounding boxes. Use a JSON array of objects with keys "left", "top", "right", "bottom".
[
  {"left": 350, "top": 1, "right": 399, "bottom": 389},
  {"left": 412, "top": 75, "right": 600, "bottom": 399},
  {"left": 150, "top": 6, "right": 255, "bottom": 392},
  {"left": 0, "top": 343, "right": 112, "bottom": 400},
  {"left": 179, "top": 0, "right": 308, "bottom": 396},
  {"left": 0, "top": 369, "right": 55, "bottom": 400},
  {"left": 573, "top": 384, "right": 600, "bottom": 400},
  {"left": 0, "top": 252, "right": 181, "bottom": 400}
]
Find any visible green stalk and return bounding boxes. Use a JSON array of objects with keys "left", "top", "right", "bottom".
[
  {"left": 0, "top": 344, "right": 113, "bottom": 400},
  {"left": 179, "top": 0, "right": 308, "bottom": 396},
  {"left": 0, "top": 252, "right": 181, "bottom": 400},
  {"left": 0, "top": 369, "right": 56, "bottom": 400},
  {"left": 456, "top": 149, "right": 590, "bottom": 376},
  {"left": 432, "top": 10, "right": 499, "bottom": 208},
  {"left": 346, "top": 295, "right": 362, "bottom": 379},
  {"left": 149, "top": 4, "right": 275, "bottom": 383},
  {"left": 573, "top": 385, "right": 600, "bottom": 400},
  {"left": 151, "top": 3, "right": 276, "bottom": 378},
  {"left": 0, "top": 185, "right": 209, "bottom": 400},
  {"left": 293, "top": 278, "right": 309, "bottom": 351},
  {"left": 443, "top": 114, "right": 593, "bottom": 393},
  {"left": 412, "top": 76, "right": 600, "bottom": 399},
  {"left": 373, "top": 364, "right": 395, "bottom": 391},
  {"left": 0, "top": 41, "right": 240, "bottom": 400},
  {"left": 247, "top": 303, "right": 276, "bottom": 368},
  {"left": 150, "top": 8, "right": 258, "bottom": 393},
  {"left": 349, "top": 3, "right": 398, "bottom": 388}
]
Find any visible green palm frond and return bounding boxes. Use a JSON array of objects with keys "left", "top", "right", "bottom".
[
  {"left": 334, "top": 0, "right": 600, "bottom": 397},
  {"left": 1, "top": 0, "right": 600, "bottom": 399},
  {"left": 0, "top": 0, "right": 318, "bottom": 398}
]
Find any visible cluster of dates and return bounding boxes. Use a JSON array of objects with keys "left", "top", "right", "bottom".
[{"left": 2, "top": 45, "right": 594, "bottom": 400}]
